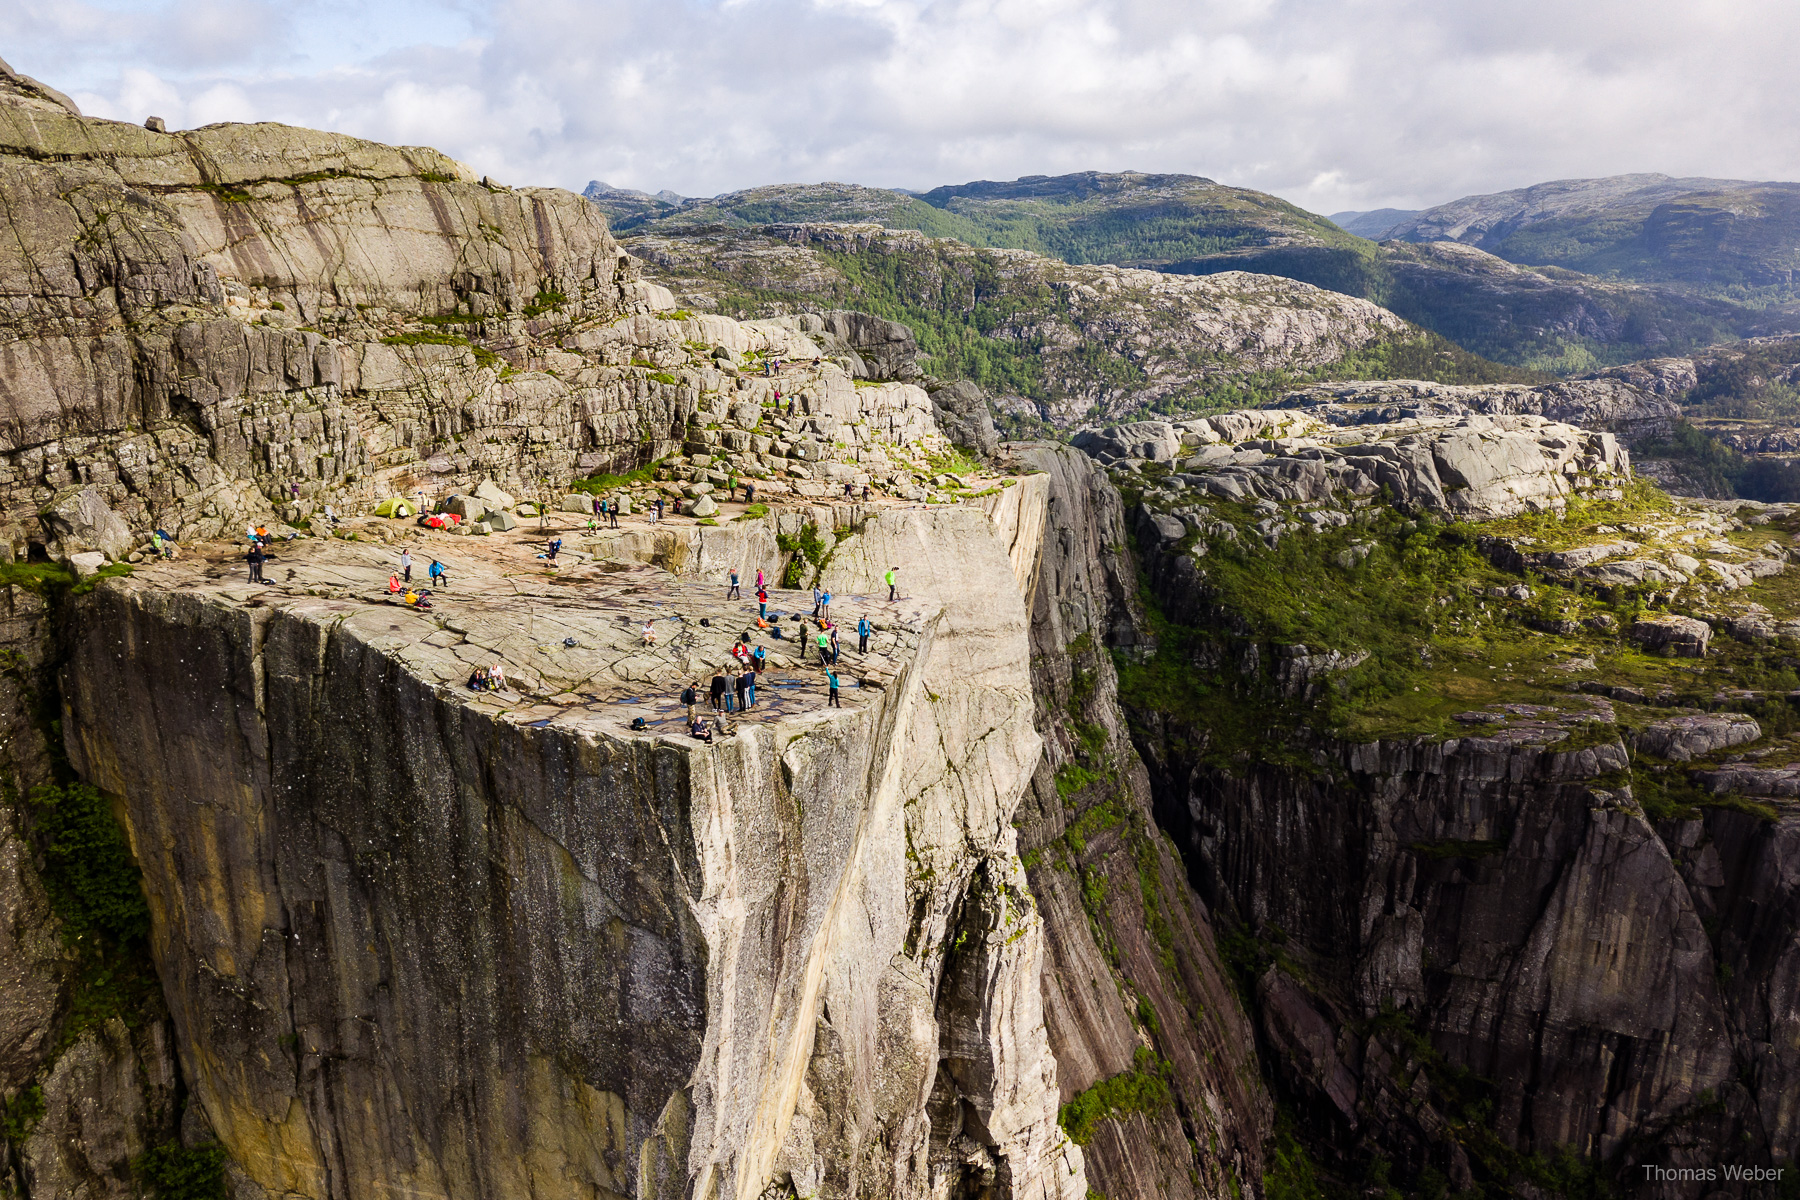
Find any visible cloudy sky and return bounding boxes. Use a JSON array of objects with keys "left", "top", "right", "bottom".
[{"left": 6, "top": 0, "right": 1798, "bottom": 215}]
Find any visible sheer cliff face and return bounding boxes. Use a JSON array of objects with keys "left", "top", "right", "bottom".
[
  {"left": 54, "top": 502, "right": 1083, "bottom": 1200},
  {"left": 1104, "top": 429, "right": 1800, "bottom": 1189},
  {"left": 1008, "top": 447, "right": 1273, "bottom": 1200}
]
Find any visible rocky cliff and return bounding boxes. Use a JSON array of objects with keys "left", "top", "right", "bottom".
[
  {"left": 40, "top": 495, "right": 1093, "bottom": 1200},
  {"left": 1077, "top": 404, "right": 1800, "bottom": 1194}
]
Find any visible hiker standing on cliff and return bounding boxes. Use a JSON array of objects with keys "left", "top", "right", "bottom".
[
  {"left": 826, "top": 668, "right": 841, "bottom": 708},
  {"left": 682, "top": 681, "right": 698, "bottom": 723},
  {"left": 727, "top": 569, "right": 741, "bottom": 600},
  {"left": 757, "top": 586, "right": 768, "bottom": 618},
  {"left": 400, "top": 548, "right": 412, "bottom": 583},
  {"left": 885, "top": 566, "right": 898, "bottom": 602},
  {"left": 710, "top": 670, "right": 728, "bottom": 712},
  {"left": 857, "top": 615, "right": 872, "bottom": 655},
  {"left": 246, "top": 542, "right": 265, "bottom": 584},
  {"left": 653, "top": 497, "right": 664, "bottom": 524},
  {"left": 609, "top": 499, "right": 620, "bottom": 529}
]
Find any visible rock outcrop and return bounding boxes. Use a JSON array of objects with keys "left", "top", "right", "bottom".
[
  {"left": 1076, "top": 409, "right": 1631, "bottom": 523},
  {"left": 56, "top": 500, "right": 1084, "bottom": 1200}
]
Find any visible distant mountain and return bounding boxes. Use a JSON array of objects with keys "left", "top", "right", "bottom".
[
  {"left": 623, "top": 221, "right": 1531, "bottom": 428},
  {"left": 1328, "top": 208, "right": 1420, "bottom": 239},
  {"left": 592, "top": 170, "right": 1800, "bottom": 375},
  {"left": 1385, "top": 173, "right": 1800, "bottom": 292},
  {"left": 582, "top": 180, "right": 686, "bottom": 226}
]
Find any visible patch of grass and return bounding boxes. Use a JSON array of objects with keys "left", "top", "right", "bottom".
[
  {"left": 1, "top": 1084, "right": 44, "bottom": 1143},
  {"left": 646, "top": 371, "right": 681, "bottom": 386},
  {"left": 570, "top": 460, "right": 663, "bottom": 495},
  {"left": 15, "top": 781, "right": 161, "bottom": 1047},
  {"left": 0, "top": 562, "right": 76, "bottom": 594},
  {"left": 70, "top": 562, "right": 133, "bottom": 596},
  {"left": 743, "top": 503, "right": 770, "bottom": 520},
  {"left": 777, "top": 521, "right": 832, "bottom": 588},
  {"left": 1057, "top": 1046, "right": 1172, "bottom": 1145},
  {"left": 136, "top": 1140, "right": 228, "bottom": 1200},
  {"left": 522, "top": 287, "right": 568, "bottom": 318},
  {"left": 417, "top": 171, "right": 457, "bottom": 184},
  {"left": 1263, "top": 1110, "right": 1326, "bottom": 1200}
]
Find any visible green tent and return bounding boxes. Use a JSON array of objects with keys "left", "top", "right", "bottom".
[{"left": 373, "top": 497, "right": 414, "bottom": 518}]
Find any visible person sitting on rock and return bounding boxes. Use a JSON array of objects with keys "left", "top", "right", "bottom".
[
  {"left": 388, "top": 574, "right": 402, "bottom": 594},
  {"left": 642, "top": 621, "right": 658, "bottom": 645},
  {"left": 489, "top": 663, "right": 506, "bottom": 691},
  {"left": 469, "top": 665, "right": 490, "bottom": 691},
  {"left": 690, "top": 716, "right": 713, "bottom": 743},
  {"left": 752, "top": 644, "right": 767, "bottom": 673}
]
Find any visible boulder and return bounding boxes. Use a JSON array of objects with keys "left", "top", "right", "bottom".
[
  {"left": 1635, "top": 714, "right": 1761, "bottom": 763},
  {"left": 1724, "top": 613, "right": 1777, "bottom": 642},
  {"left": 66, "top": 551, "right": 108, "bottom": 579},
  {"left": 443, "top": 495, "right": 487, "bottom": 522},
  {"left": 515, "top": 503, "right": 539, "bottom": 518},
  {"left": 1145, "top": 512, "right": 1186, "bottom": 543},
  {"left": 612, "top": 494, "right": 632, "bottom": 516},
  {"left": 473, "top": 480, "right": 517, "bottom": 510},
  {"left": 687, "top": 495, "right": 719, "bottom": 518},
  {"left": 1630, "top": 614, "right": 1712, "bottom": 657},
  {"left": 560, "top": 494, "right": 593, "bottom": 514},
  {"left": 40, "top": 486, "right": 133, "bottom": 562},
  {"left": 927, "top": 380, "right": 1001, "bottom": 458}
]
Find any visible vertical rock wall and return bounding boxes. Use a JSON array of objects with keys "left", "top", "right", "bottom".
[{"left": 53, "top": 503, "right": 1085, "bottom": 1200}]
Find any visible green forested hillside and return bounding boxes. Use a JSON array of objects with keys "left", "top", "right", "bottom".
[{"left": 593, "top": 171, "right": 1800, "bottom": 376}]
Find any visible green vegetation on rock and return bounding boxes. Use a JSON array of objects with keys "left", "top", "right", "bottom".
[
  {"left": 1057, "top": 1046, "right": 1173, "bottom": 1145},
  {"left": 17, "top": 780, "right": 161, "bottom": 1046},
  {"left": 136, "top": 1140, "right": 229, "bottom": 1200}
]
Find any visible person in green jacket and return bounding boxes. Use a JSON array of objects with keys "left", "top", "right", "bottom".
[
  {"left": 885, "top": 566, "right": 898, "bottom": 601},
  {"left": 816, "top": 628, "right": 830, "bottom": 664}
]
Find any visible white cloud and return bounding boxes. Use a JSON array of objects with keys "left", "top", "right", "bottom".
[{"left": 4, "top": 0, "right": 1797, "bottom": 215}]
